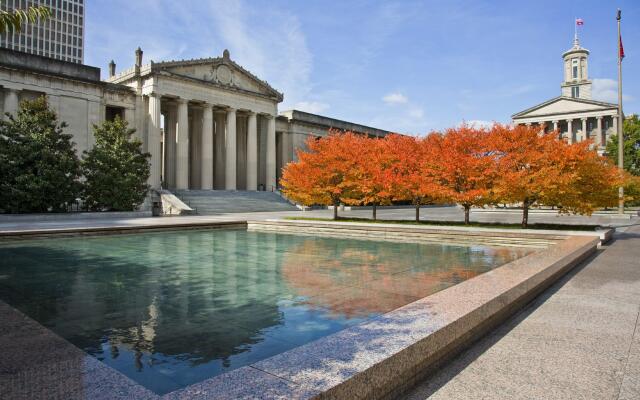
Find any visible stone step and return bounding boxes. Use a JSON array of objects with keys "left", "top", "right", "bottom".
[{"left": 173, "top": 190, "right": 298, "bottom": 214}]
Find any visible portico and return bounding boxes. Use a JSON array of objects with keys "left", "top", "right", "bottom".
[{"left": 107, "top": 49, "right": 281, "bottom": 191}]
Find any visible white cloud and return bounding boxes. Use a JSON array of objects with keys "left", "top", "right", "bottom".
[
  {"left": 383, "top": 92, "right": 409, "bottom": 105},
  {"left": 293, "top": 101, "right": 330, "bottom": 114},
  {"left": 592, "top": 78, "right": 633, "bottom": 103},
  {"left": 458, "top": 120, "right": 495, "bottom": 129}
]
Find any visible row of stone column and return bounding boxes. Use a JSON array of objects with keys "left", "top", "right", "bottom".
[
  {"left": 527, "top": 115, "right": 615, "bottom": 146},
  {"left": 147, "top": 93, "right": 277, "bottom": 191}
]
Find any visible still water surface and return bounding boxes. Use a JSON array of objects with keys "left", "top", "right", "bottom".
[{"left": 0, "top": 229, "right": 532, "bottom": 394}]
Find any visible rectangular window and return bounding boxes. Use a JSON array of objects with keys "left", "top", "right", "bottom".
[{"left": 571, "top": 86, "right": 580, "bottom": 98}]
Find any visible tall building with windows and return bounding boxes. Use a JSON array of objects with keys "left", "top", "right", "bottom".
[{"left": 0, "top": 0, "right": 85, "bottom": 64}]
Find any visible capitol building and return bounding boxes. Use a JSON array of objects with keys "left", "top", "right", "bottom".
[{"left": 512, "top": 36, "right": 620, "bottom": 151}]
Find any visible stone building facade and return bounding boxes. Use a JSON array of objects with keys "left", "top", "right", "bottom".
[
  {"left": 512, "top": 36, "right": 620, "bottom": 152},
  {"left": 0, "top": 47, "right": 391, "bottom": 192}
]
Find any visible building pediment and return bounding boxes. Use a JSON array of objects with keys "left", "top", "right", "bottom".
[{"left": 512, "top": 96, "right": 617, "bottom": 120}]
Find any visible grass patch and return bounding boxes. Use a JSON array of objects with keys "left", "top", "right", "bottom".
[{"left": 283, "top": 217, "right": 601, "bottom": 231}]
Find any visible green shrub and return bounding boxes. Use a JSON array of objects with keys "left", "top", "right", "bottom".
[
  {"left": 81, "top": 116, "right": 150, "bottom": 211},
  {"left": 0, "top": 97, "right": 81, "bottom": 213}
]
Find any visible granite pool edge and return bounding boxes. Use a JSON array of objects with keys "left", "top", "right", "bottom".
[
  {"left": 163, "top": 234, "right": 598, "bottom": 400},
  {"left": 249, "top": 219, "right": 612, "bottom": 246},
  {"left": 0, "top": 223, "right": 600, "bottom": 399}
]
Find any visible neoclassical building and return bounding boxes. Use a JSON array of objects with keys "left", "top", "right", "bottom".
[
  {"left": 512, "top": 36, "right": 620, "bottom": 151},
  {"left": 0, "top": 47, "right": 390, "bottom": 192}
]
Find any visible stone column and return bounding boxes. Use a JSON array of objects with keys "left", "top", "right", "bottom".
[
  {"left": 165, "top": 105, "right": 177, "bottom": 188},
  {"left": 215, "top": 112, "right": 226, "bottom": 189},
  {"left": 612, "top": 114, "right": 618, "bottom": 142},
  {"left": 124, "top": 107, "right": 135, "bottom": 127},
  {"left": 147, "top": 94, "right": 162, "bottom": 189},
  {"left": 552, "top": 120, "right": 559, "bottom": 136},
  {"left": 3, "top": 88, "right": 19, "bottom": 120},
  {"left": 596, "top": 116, "right": 603, "bottom": 147},
  {"left": 201, "top": 104, "right": 214, "bottom": 190},
  {"left": 266, "top": 115, "right": 277, "bottom": 191},
  {"left": 176, "top": 98, "right": 190, "bottom": 190},
  {"left": 246, "top": 112, "right": 258, "bottom": 191},
  {"left": 567, "top": 119, "right": 573, "bottom": 144},
  {"left": 581, "top": 118, "right": 587, "bottom": 142},
  {"left": 225, "top": 108, "right": 237, "bottom": 190}
]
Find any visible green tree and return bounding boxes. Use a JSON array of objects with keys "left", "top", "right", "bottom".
[
  {"left": 81, "top": 116, "right": 150, "bottom": 211},
  {"left": 606, "top": 114, "right": 640, "bottom": 176},
  {"left": 0, "top": 6, "right": 51, "bottom": 34},
  {"left": 0, "top": 97, "right": 81, "bottom": 213}
]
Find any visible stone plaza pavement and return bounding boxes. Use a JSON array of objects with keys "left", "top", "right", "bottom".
[
  {"left": 0, "top": 206, "right": 636, "bottom": 233},
  {"left": 404, "top": 222, "right": 640, "bottom": 400}
]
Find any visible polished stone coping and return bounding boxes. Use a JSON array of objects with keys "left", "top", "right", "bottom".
[
  {"left": 0, "top": 220, "right": 247, "bottom": 239},
  {"left": 0, "top": 222, "right": 599, "bottom": 399},
  {"left": 250, "top": 219, "right": 612, "bottom": 246}
]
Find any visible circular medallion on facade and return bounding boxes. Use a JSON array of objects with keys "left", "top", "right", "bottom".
[{"left": 217, "top": 65, "right": 232, "bottom": 84}]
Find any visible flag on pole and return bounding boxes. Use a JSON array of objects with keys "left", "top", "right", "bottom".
[
  {"left": 620, "top": 36, "right": 625, "bottom": 60},
  {"left": 576, "top": 18, "right": 584, "bottom": 25}
]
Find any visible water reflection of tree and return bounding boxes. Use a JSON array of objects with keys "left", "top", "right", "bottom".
[{"left": 281, "top": 237, "right": 531, "bottom": 317}]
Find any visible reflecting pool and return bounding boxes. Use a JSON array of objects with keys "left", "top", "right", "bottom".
[{"left": 0, "top": 229, "right": 533, "bottom": 394}]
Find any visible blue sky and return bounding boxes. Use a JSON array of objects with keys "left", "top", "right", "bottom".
[{"left": 85, "top": 0, "right": 639, "bottom": 135}]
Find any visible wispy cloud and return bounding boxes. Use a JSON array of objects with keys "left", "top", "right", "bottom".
[
  {"left": 592, "top": 78, "right": 633, "bottom": 103},
  {"left": 87, "top": 0, "right": 314, "bottom": 110},
  {"left": 293, "top": 101, "right": 329, "bottom": 114},
  {"left": 457, "top": 120, "right": 497, "bottom": 129},
  {"left": 383, "top": 92, "right": 409, "bottom": 105}
]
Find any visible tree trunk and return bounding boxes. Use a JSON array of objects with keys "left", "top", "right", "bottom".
[
  {"left": 415, "top": 204, "right": 420, "bottom": 222},
  {"left": 333, "top": 203, "right": 338, "bottom": 220},
  {"left": 522, "top": 202, "right": 529, "bottom": 228},
  {"left": 464, "top": 205, "right": 470, "bottom": 224},
  {"left": 372, "top": 203, "right": 377, "bottom": 221}
]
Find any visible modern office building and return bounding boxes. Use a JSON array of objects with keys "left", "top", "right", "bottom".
[{"left": 0, "top": 0, "right": 85, "bottom": 64}]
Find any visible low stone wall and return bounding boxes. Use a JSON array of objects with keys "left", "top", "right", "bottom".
[{"left": 248, "top": 219, "right": 611, "bottom": 248}]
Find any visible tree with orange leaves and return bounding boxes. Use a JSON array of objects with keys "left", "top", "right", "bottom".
[
  {"left": 383, "top": 134, "right": 446, "bottom": 222},
  {"left": 281, "top": 130, "right": 362, "bottom": 219},
  {"left": 491, "top": 124, "right": 623, "bottom": 227},
  {"left": 491, "top": 124, "right": 565, "bottom": 227},
  {"left": 341, "top": 135, "right": 395, "bottom": 220},
  {"left": 432, "top": 126, "right": 497, "bottom": 224}
]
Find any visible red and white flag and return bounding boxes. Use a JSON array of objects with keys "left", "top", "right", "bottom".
[
  {"left": 576, "top": 18, "right": 584, "bottom": 26},
  {"left": 620, "top": 35, "right": 625, "bottom": 60}
]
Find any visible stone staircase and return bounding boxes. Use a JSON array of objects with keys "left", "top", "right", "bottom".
[{"left": 173, "top": 190, "right": 299, "bottom": 214}]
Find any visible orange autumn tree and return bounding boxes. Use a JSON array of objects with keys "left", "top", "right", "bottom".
[
  {"left": 490, "top": 124, "right": 623, "bottom": 227},
  {"left": 433, "top": 126, "right": 497, "bottom": 224},
  {"left": 341, "top": 135, "right": 395, "bottom": 220},
  {"left": 384, "top": 134, "right": 446, "bottom": 222},
  {"left": 549, "top": 140, "right": 623, "bottom": 214},
  {"left": 281, "top": 130, "right": 362, "bottom": 219},
  {"left": 491, "top": 124, "right": 562, "bottom": 227}
]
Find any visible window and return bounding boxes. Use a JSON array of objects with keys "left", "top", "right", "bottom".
[
  {"left": 571, "top": 86, "right": 580, "bottom": 98},
  {"left": 572, "top": 59, "right": 579, "bottom": 79},
  {"left": 105, "top": 106, "right": 125, "bottom": 122}
]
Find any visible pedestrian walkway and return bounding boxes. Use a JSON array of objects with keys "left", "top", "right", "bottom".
[{"left": 404, "top": 223, "right": 640, "bottom": 400}]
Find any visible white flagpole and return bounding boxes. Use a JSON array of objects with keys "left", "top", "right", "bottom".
[{"left": 617, "top": 9, "right": 624, "bottom": 214}]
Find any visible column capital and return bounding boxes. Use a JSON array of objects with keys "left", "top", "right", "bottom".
[
  {"left": 551, "top": 120, "right": 558, "bottom": 124},
  {"left": 581, "top": 117, "right": 588, "bottom": 121},
  {"left": 176, "top": 98, "right": 189, "bottom": 105},
  {"left": 596, "top": 116, "right": 603, "bottom": 120}
]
